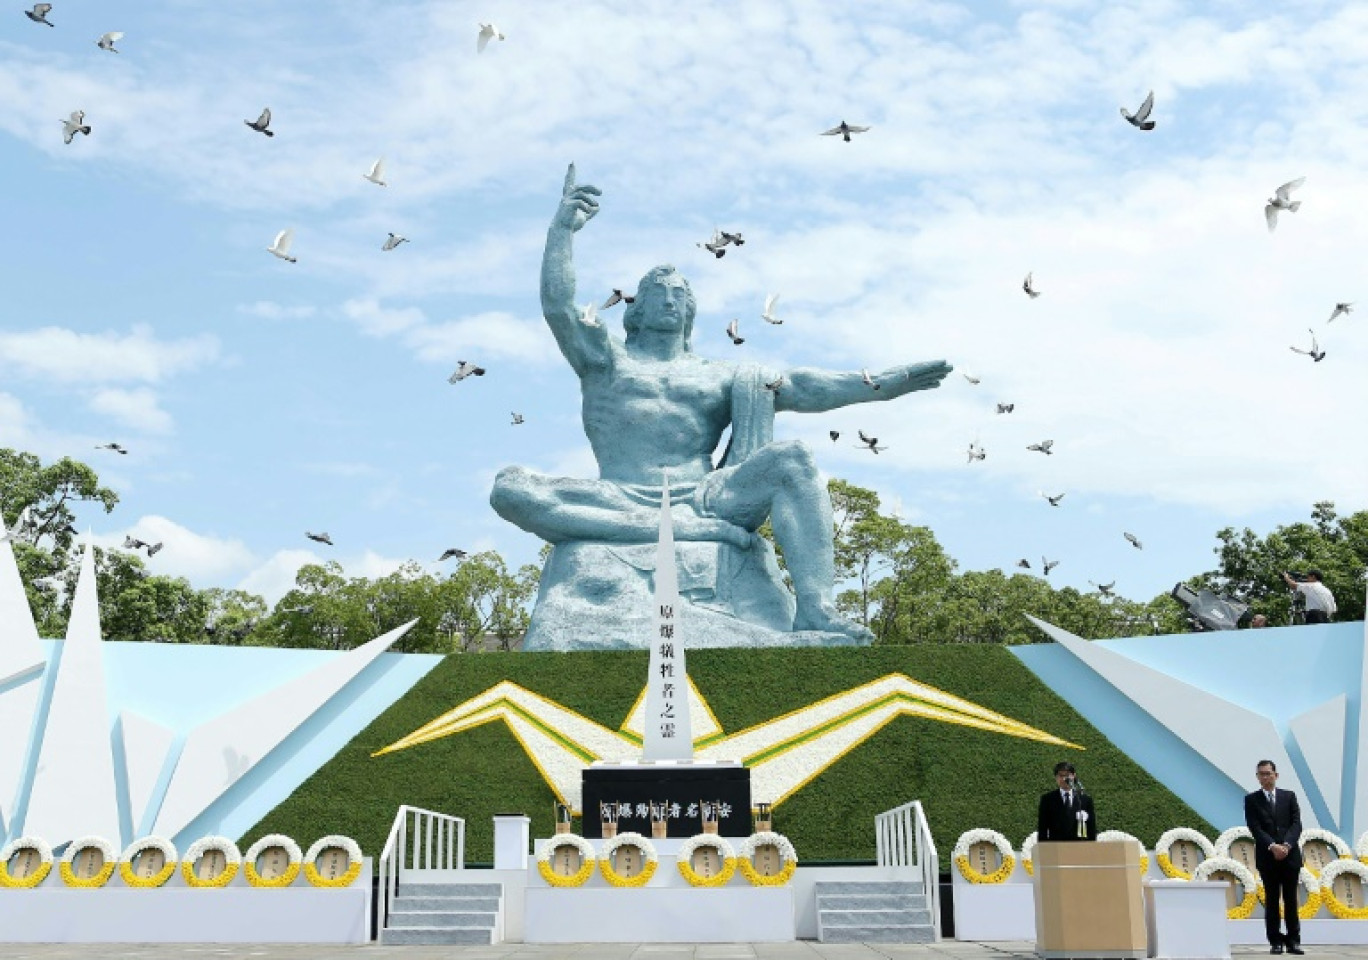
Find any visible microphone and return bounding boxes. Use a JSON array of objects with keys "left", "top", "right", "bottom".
[{"left": 1070, "top": 774, "right": 1085, "bottom": 794}]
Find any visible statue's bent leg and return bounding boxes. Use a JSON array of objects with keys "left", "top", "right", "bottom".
[
  {"left": 490, "top": 466, "right": 751, "bottom": 546},
  {"left": 702, "top": 441, "right": 873, "bottom": 641}
]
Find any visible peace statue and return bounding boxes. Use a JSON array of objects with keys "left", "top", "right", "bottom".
[{"left": 491, "top": 166, "right": 952, "bottom": 651}]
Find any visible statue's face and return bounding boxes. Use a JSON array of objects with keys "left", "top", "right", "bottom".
[{"left": 637, "top": 273, "right": 692, "bottom": 333}]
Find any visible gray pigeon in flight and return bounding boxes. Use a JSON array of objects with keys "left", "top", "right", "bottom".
[
  {"left": 25, "top": 4, "right": 53, "bottom": 26},
  {"left": 1042, "top": 557, "right": 1060, "bottom": 575},
  {"left": 449, "top": 361, "right": 486, "bottom": 382},
  {"left": 857, "top": 430, "right": 886, "bottom": 454},
  {"left": 1090, "top": 580, "right": 1116, "bottom": 597},
  {"left": 1120, "top": 91, "right": 1156, "bottom": 130},
  {"left": 829, "top": 430, "right": 840, "bottom": 442},
  {"left": 1041, "top": 491, "right": 1065, "bottom": 507},
  {"left": 764, "top": 376, "right": 784, "bottom": 393},
  {"left": 96, "top": 31, "right": 123, "bottom": 52},
  {"left": 966, "top": 442, "right": 986, "bottom": 463},
  {"left": 1265, "top": 178, "right": 1304, "bottom": 232},
  {"left": 1328, "top": 302, "right": 1353, "bottom": 323},
  {"left": 821, "top": 121, "right": 870, "bottom": 142},
  {"left": 61, "top": 110, "right": 90, "bottom": 144},
  {"left": 1290, "top": 328, "right": 1325, "bottom": 362},
  {"left": 996, "top": 403, "right": 1015, "bottom": 414},
  {"left": 1026, "top": 440, "right": 1054, "bottom": 455},
  {"left": 95, "top": 442, "right": 128, "bottom": 454},
  {"left": 306, "top": 531, "right": 333, "bottom": 546},
  {"left": 602, "top": 289, "right": 634, "bottom": 309},
  {"left": 1023, "top": 272, "right": 1041, "bottom": 299},
  {"left": 962, "top": 373, "right": 981, "bottom": 385},
  {"left": 477, "top": 22, "right": 504, "bottom": 53},
  {"left": 511, "top": 412, "right": 524, "bottom": 425},
  {"left": 245, "top": 108, "right": 274, "bottom": 137},
  {"left": 726, "top": 319, "right": 745, "bottom": 345},
  {"left": 1124, "top": 531, "right": 1143, "bottom": 549},
  {"left": 1016, "top": 558, "right": 1031, "bottom": 570},
  {"left": 698, "top": 230, "right": 728, "bottom": 258},
  {"left": 438, "top": 547, "right": 468, "bottom": 561}
]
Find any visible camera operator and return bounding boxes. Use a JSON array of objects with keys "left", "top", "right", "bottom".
[{"left": 1281, "top": 570, "right": 1336, "bottom": 625}]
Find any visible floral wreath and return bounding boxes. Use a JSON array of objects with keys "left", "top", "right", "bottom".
[
  {"left": 304, "top": 835, "right": 363, "bottom": 888},
  {"left": 1097, "top": 830, "right": 1148, "bottom": 875},
  {"left": 1193, "top": 856, "right": 1259, "bottom": 920},
  {"left": 537, "top": 834, "right": 595, "bottom": 888},
  {"left": 0, "top": 836, "right": 53, "bottom": 889},
  {"left": 181, "top": 836, "right": 242, "bottom": 888},
  {"left": 1300, "top": 828, "right": 1351, "bottom": 877},
  {"left": 1021, "top": 832, "right": 1037, "bottom": 877},
  {"left": 1214, "top": 826, "right": 1254, "bottom": 861},
  {"left": 677, "top": 833, "right": 737, "bottom": 887},
  {"left": 953, "top": 828, "right": 1015, "bottom": 884},
  {"left": 1255, "top": 867, "right": 1323, "bottom": 919},
  {"left": 738, "top": 831, "right": 797, "bottom": 886},
  {"left": 60, "top": 836, "right": 117, "bottom": 888},
  {"left": 1320, "top": 859, "right": 1368, "bottom": 919},
  {"left": 244, "top": 835, "right": 302, "bottom": 888},
  {"left": 118, "top": 836, "right": 177, "bottom": 889},
  {"left": 1356, "top": 831, "right": 1368, "bottom": 865},
  {"left": 1154, "top": 827, "right": 1214, "bottom": 879},
  {"left": 598, "top": 832, "right": 657, "bottom": 888}
]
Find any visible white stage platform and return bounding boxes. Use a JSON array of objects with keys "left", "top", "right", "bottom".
[{"left": 525, "top": 886, "right": 794, "bottom": 942}]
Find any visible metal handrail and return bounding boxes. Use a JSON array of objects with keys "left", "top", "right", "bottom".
[
  {"left": 874, "top": 799, "right": 940, "bottom": 940},
  {"left": 375, "top": 805, "right": 466, "bottom": 939}
]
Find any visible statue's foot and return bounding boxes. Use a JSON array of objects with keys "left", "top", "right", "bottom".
[{"left": 794, "top": 601, "right": 875, "bottom": 642}]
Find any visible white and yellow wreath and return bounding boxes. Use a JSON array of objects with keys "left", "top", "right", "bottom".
[
  {"left": 536, "top": 834, "right": 595, "bottom": 888},
  {"left": 1193, "top": 856, "right": 1259, "bottom": 920},
  {"left": 1320, "top": 859, "right": 1368, "bottom": 919},
  {"left": 1257, "top": 867, "right": 1323, "bottom": 919},
  {"left": 598, "top": 832, "right": 657, "bottom": 888},
  {"left": 1214, "top": 826, "right": 1254, "bottom": 861},
  {"left": 1300, "top": 828, "right": 1352, "bottom": 876},
  {"left": 181, "top": 836, "right": 242, "bottom": 888},
  {"left": 244, "top": 834, "right": 302, "bottom": 888},
  {"left": 1021, "top": 831, "right": 1038, "bottom": 877},
  {"left": 677, "top": 833, "right": 737, "bottom": 887},
  {"left": 60, "top": 835, "right": 117, "bottom": 888},
  {"left": 118, "top": 836, "right": 177, "bottom": 889},
  {"left": 953, "top": 828, "right": 1015, "bottom": 884},
  {"left": 304, "top": 835, "right": 363, "bottom": 888},
  {"left": 738, "top": 831, "right": 797, "bottom": 886},
  {"left": 1356, "top": 831, "right": 1368, "bottom": 865},
  {"left": 1097, "top": 830, "right": 1148, "bottom": 875},
  {"left": 0, "top": 836, "right": 52, "bottom": 889},
  {"left": 1154, "top": 827, "right": 1214, "bottom": 879}
]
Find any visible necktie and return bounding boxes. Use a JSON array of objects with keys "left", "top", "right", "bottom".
[
  {"left": 1267, "top": 790, "right": 1275, "bottom": 809},
  {"left": 1065, "top": 791, "right": 1073, "bottom": 809}
]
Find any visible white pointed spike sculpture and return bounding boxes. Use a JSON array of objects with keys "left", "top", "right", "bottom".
[
  {"left": 642, "top": 476, "right": 693, "bottom": 761},
  {"left": 25, "top": 537, "right": 121, "bottom": 846},
  {"left": 0, "top": 510, "right": 47, "bottom": 832},
  {"left": 1354, "top": 573, "right": 1368, "bottom": 838}
]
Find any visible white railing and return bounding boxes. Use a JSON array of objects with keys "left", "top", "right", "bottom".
[
  {"left": 875, "top": 799, "right": 940, "bottom": 940},
  {"left": 375, "top": 805, "right": 466, "bottom": 938}
]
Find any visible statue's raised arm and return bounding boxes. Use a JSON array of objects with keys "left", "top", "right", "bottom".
[
  {"left": 776, "top": 359, "right": 953, "bottom": 413},
  {"left": 541, "top": 164, "right": 611, "bottom": 377}
]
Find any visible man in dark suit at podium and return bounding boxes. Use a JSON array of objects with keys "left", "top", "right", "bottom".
[
  {"left": 1038, "top": 761, "right": 1096, "bottom": 841},
  {"left": 1245, "top": 760, "right": 1304, "bottom": 955}
]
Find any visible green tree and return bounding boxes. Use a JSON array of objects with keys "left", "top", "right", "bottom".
[{"left": 0, "top": 449, "right": 119, "bottom": 552}]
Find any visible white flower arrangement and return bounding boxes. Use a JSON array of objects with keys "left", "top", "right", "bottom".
[
  {"left": 537, "top": 834, "right": 596, "bottom": 887},
  {"left": 181, "top": 836, "right": 242, "bottom": 888},
  {"left": 1021, "top": 831, "right": 1038, "bottom": 877},
  {"left": 60, "top": 835, "right": 117, "bottom": 888},
  {"left": 1097, "top": 830, "right": 1148, "bottom": 875},
  {"left": 677, "top": 833, "right": 737, "bottom": 887},
  {"left": 0, "top": 836, "right": 53, "bottom": 889},
  {"left": 1300, "top": 828, "right": 1352, "bottom": 876},
  {"left": 1193, "top": 856, "right": 1259, "bottom": 919},
  {"left": 304, "top": 835, "right": 363, "bottom": 888},
  {"left": 1356, "top": 831, "right": 1368, "bottom": 864},
  {"left": 952, "top": 828, "right": 1015, "bottom": 884},
  {"left": 118, "top": 836, "right": 178, "bottom": 889},
  {"left": 1214, "top": 825, "right": 1254, "bottom": 860},
  {"left": 1154, "top": 827, "right": 1215, "bottom": 879},
  {"left": 244, "top": 834, "right": 302, "bottom": 888},
  {"left": 599, "top": 831, "right": 657, "bottom": 887},
  {"left": 738, "top": 831, "right": 797, "bottom": 886},
  {"left": 1320, "top": 859, "right": 1368, "bottom": 919}
]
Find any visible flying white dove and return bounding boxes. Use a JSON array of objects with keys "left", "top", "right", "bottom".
[
  {"left": 267, "top": 229, "right": 297, "bottom": 262},
  {"left": 25, "top": 3, "right": 53, "bottom": 26},
  {"left": 449, "top": 361, "right": 486, "bottom": 382},
  {"left": 477, "top": 22, "right": 505, "bottom": 53},
  {"left": 363, "top": 157, "right": 386, "bottom": 186},
  {"left": 962, "top": 373, "right": 981, "bottom": 385},
  {"left": 726, "top": 319, "right": 745, "bottom": 345},
  {"left": 579, "top": 302, "right": 601, "bottom": 327},
  {"left": 762, "top": 293, "right": 782, "bottom": 325},
  {"left": 1026, "top": 440, "right": 1054, "bottom": 455},
  {"left": 698, "top": 230, "right": 727, "bottom": 258},
  {"left": 1328, "top": 302, "right": 1353, "bottom": 323},
  {"left": 61, "top": 110, "right": 90, "bottom": 144},
  {"left": 305, "top": 531, "right": 334, "bottom": 546},
  {"left": 245, "top": 108, "right": 274, "bottom": 137},
  {"left": 96, "top": 31, "right": 123, "bottom": 52},
  {"left": 1290, "top": 328, "right": 1325, "bottom": 361},
  {"left": 860, "top": 369, "right": 881, "bottom": 391},
  {"left": 821, "top": 121, "right": 870, "bottom": 142},
  {"left": 1265, "top": 178, "right": 1304, "bottom": 232},
  {"left": 966, "top": 442, "right": 986, "bottom": 463},
  {"left": 382, "top": 232, "right": 408, "bottom": 251},
  {"left": 1023, "top": 272, "right": 1041, "bottom": 298},
  {"left": 1120, "top": 91, "right": 1156, "bottom": 130}
]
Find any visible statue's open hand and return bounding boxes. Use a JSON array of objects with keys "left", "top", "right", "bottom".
[
  {"left": 555, "top": 163, "right": 601, "bottom": 233},
  {"left": 898, "top": 360, "right": 953, "bottom": 392}
]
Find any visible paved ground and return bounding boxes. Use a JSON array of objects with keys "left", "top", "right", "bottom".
[{"left": 2, "top": 944, "right": 1364, "bottom": 960}]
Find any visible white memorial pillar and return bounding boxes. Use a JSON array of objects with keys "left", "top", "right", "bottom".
[
  {"left": 642, "top": 479, "right": 693, "bottom": 761},
  {"left": 492, "top": 814, "right": 531, "bottom": 869}
]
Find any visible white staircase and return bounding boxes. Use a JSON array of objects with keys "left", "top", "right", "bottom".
[
  {"left": 380, "top": 880, "right": 503, "bottom": 945},
  {"left": 815, "top": 879, "right": 937, "bottom": 943}
]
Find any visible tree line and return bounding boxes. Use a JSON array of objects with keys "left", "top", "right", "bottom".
[{"left": 1, "top": 449, "right": 1362, "bottom": 650}]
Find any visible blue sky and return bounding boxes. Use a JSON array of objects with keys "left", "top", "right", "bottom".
[{"left": 1, "top": 1, "right": 1364, "bottom": 608}]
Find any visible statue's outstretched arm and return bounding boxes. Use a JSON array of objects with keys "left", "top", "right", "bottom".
[
  {"left": 541, "top": 163, "right": 611, "bottom": 376},
  {"left": 776, "top": 360, "right": 953, "bottom": 413}
]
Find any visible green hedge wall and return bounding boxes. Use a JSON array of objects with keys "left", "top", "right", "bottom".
[{"left": 242, "top": 645, "right": 1212, "bottom": 869}]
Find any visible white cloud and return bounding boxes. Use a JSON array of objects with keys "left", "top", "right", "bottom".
[
  {"left": 88, "top": 388, "right": 174, "bottom": 435},
  {"left": 237, "top": 301, "right": 318, "bottom": 321},
  {"left": 340, "top": 298, "right": 426, "bottom": 337},
  {"left": 0, "top": 324, "right": 219, "bottom": 384},
  {"left": 236, "top": 549, "right": 322, "bottom": 607},
  {"left": 95, "top": 516, "right": 257, "bottom": 584}
]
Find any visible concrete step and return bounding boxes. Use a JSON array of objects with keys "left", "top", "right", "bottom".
[
  {"left": 380, "top": 926, "right": 495, "bottom": 946},
  {"left": 391, "top": 895, "right": 500, "bottom": 912},
  {"left": 819, "top": 908, "right": 934, "bottom": 926},
  {"left": 395, "top": 881, "right": 502, "bottom": 897},
  {"left": 387, "top": 910, "right": 499, "bottom": 928},
  {"left": 816, "top": 893, "right": 928, "bottom": 910},
  {"left": 819, "top": 924, "right": 937, "bottom": 944},
  {"left": 813, "top": 880, "right": 925, "bottom": 896}
]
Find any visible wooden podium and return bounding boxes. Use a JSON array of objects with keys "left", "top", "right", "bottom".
[{"left": 1034, "top": 841, "right": 1146, "bottom": 959}]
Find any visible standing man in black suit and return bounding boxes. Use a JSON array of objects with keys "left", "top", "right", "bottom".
[
  {"left": 1037, "top": 761, "right": 1096, "bottom": 842},
  {"left": 1245, "top": 759, "right": 1304, "bottom": 955}
]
